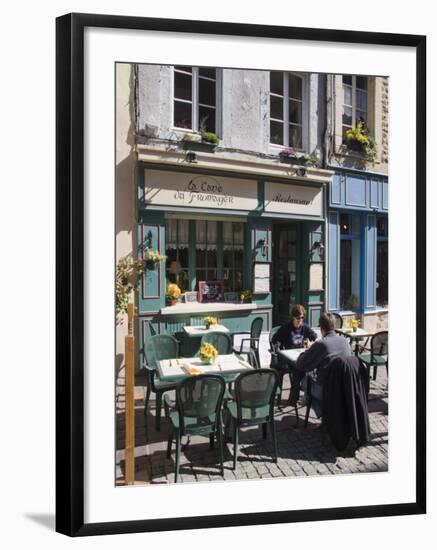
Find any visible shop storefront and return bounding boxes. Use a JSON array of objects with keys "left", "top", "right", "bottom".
[
  {"left": 137, "top": 159, "right": 332, "bottom": 360},
  {"left": 327, "top": 167, "right": 388, "bottom": 330}
]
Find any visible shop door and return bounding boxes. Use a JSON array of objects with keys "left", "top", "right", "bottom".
[{"left": 272, "top": 224, "right": 299, "bottom": 327}]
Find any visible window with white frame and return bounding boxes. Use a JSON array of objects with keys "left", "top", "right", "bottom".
[
  {"left": 269, "top": 72, "right": 304, "bottom": 149},
  {"left": 342, "top": 75, "right": 368, "bottom": 140},
  {"left": 173, "top": 66, "right": 218, "bottom": 134}
]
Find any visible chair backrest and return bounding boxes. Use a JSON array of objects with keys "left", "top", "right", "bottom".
[
  {"left": 250, "top": 317, "right": 264, "bottom": 348},
  {"left": 200, "top": 332, "right": 232, "bottom": 355},
  {"left": 234, "top": 369, "right": 278, "bottom": 421},
  {"left": 176, "top": 374, "right": 225, "bottom": 434},
  {"left": 371, "top": 331, "right": 388, "bottom": 356},
  {"left": 144, "top": 334, "right": 179, "bottom": 368},
  {"left": 330, "top": 312, "right": 343, "bottom": 329},
  {"left": 269, "top": 326, "right": 281, "bottom": 351}
]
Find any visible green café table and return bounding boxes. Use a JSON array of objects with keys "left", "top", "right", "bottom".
[
  {"left": 335, "top": 327, "right": 374, "bottom": 355},
  {"left": 183, "top": 324, "right": 230, "bottom": 337}
]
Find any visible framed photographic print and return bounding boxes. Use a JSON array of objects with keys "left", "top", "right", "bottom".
[
  {"left": 197, "top": 280, "right": 225, "bottom": 303},
  {"left": 56, "top": 13, "right": 426, "bottom": 537},
  {"left": 224, "top": 291, "right": 240, "bottom": 303},
  {"left": 184, "top": 291, "right": 198, "bottom": 303}
]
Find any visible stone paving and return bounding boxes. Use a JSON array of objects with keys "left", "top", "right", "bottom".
[{"left": 115, "top": 334, "right": 388, "bottom": 484}]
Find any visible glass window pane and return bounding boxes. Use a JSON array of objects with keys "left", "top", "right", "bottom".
[
  {"left": 343, "top": 85, "right": 352, "bottom": 106},
  {"left": 207, "top": 248, "right": 217, "bottom": 268},
  {"left": 289, "top": 75, "right": 302, "bottom": 100},
  {"left": 207, "top": 221, "right": 217, "bottom": 243},
  {"left": 174, "top": 101, "right": 192, "bottom": 129},
  {"left": 289, "top": 100, "right": 302, "bottom": 124},
  {"left": 377, "top": 217, "right": 388, "bottom": 237},
  {"left": 350, "top": 214, "right": 360, "bottom": 235},
  {"left": 356, "top": 89, "right": 367, "bottom": 111},
  {"left": 356, "top": 110, "right": 367, "bottom": 125},
  {"left": 288, "top": 125, "right": 302, "bottom": 148},
  {"left": 223, "top": 249, "right": 233, "bottom": 268},
  {"left": 233, "top": 222, "right": 244, "bottom": 244},
  {"left": 234, "top": 270, "right": 243, "bottom": 291},
  {"left": 270, "top": 120, "right": 283, "bottom": 145},
  {"left": 165, "top": 219, "right": 177, "bottom": 244},
  {"left": 343, "top": 74, "right": 352, "bottom": 86},
  {"left": 270, "top": 95, "right": 283, "bottom": 120},
  {"left": 270, "top": 71, "right": 284, "bottom": 95},
  {"left": 340, "top": 213, "right": 351, "bottom": 234},
  {"left": 199, "top": 67, "right": 216, "bottom": 79},
  {"left": 178, "top": 219, "right": 189, "bottom": 246},
  {"left": 340, "top": 240, "right": 352, "bottom": 309},
  {"left": 376, "top": 241, "right": 388, "bottom": 307},
  {"left": 342, "top": 105, "right": 352, "bottom": 126},
  {"left": 199, "top": 106, "right": 216, "bottom": 133},
  {"left": 223, "top": 222, "right": 233, "bottom": 245},
  {"left": 196, "top": 220, "right": 206, "bottom": 244},
  {"left": 174, "top": 65, "right": 192, "bottom": 73},
  {"left": 356, "top": 76, "right": 368, "bottom": 90},
  {"left": 199, "top": 77, "right": 216, "bottom": 107},
  {"left": 174, "top": 71, "right": 192, "bottom": 101}
]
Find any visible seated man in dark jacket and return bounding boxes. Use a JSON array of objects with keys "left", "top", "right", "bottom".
[{"left": 293, "top": 312, "right": 352, "bottom": 408}]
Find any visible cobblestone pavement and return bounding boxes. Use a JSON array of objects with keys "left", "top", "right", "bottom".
[{"left": 116, "top": 337, "right": 388, "bottom": 485}]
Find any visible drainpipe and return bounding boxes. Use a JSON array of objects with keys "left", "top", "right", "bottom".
[{"left": 323, "top": 74, "right": 334, "bottom": 311}]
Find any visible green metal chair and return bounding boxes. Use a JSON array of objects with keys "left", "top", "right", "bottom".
[
  {"left": 200, "top": 332, "right": 233, "bottom": 355},
  {"left": 232, "top": 317, "right": 263, "bottom": 367},
  {"left": 143, "top": 334, "right": 179, "bottom": 432},
  {"left": 358, "top": 330, "right": 388, "bottom": 381},
  {"left": 330, "top": 312, "right": 344, "bottom": 329},
  {"left": 166, "top": 374, "right": 226, "bottom": 483},
  {"left": 227, "top": 369, "right": 279, "bottom": 470}
]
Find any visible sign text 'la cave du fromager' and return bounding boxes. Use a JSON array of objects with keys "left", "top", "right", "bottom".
[{"left": 144, "top": 170, "right": 258, "bottom": 211}]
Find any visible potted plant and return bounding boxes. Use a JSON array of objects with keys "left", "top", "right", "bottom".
[
  {"left": 199, "top": 342, "right": 218, "bottom": 365},
  {"left": 203, "top": 316, "right": 218, "bottom": 329},
  {"left": 143, "top": 249, "right": 166, "bottom": 271},
  {"left": 278, "top": 147, "right": 317, "bottom": 166},
  {"left": 240, "top": 290, "right": 252, "bottom": 304},
  {"left": 180, "top": 131, "right": 220, "bottom": 153},
  {"left": 345, "top": 120, "right": 377, "bottom": 163},
  {"left": 166, "top": 283, "right": 181, "bottom": 306}
]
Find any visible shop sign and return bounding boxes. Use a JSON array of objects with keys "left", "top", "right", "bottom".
[
  {"left": 264, "top": 181, "right": 323, "bottom": 217},
  {"left": 144, "top": 170, "right": 258, "bottom": 211}
]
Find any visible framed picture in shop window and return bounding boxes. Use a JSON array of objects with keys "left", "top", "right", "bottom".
[{"left": 56, "top": 12, "right": 426, "bottom": 537}]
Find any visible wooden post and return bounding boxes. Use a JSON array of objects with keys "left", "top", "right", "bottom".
[{"left": 124, "top": 303, "right": 135, "bottom": 484}]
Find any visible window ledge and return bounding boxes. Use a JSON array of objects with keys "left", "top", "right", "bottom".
[
  {"left": 160, "top": 302, "right": 258, "bottom": 316},
  {"left": 363, "top": 308, "right": 389, "bottom": 315}
]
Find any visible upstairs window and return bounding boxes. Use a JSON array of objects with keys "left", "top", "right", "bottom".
[
  {"left": 269, "top": 72, "right": 304, "bottom": 149},
  {"left": 173, "top": 66, "right": 218, "bottom": 134},
  {"left": 342, "top": 75, "right": 368, "bottom": 140}
]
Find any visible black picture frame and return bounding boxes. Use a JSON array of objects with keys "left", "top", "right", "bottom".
[{"left": 56, "top": 12, "right": 426, "bottom": 537}]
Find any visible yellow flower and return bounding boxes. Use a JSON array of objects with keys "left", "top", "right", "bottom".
[
  {"left": 167, "top": 283, "right": 181, "bottom": 299},
  {"left": 203, "top": 316, "right": 217, "bottom": 326},
  {"left": 199, "top": 342, "right": 218, "bottom": 362}
]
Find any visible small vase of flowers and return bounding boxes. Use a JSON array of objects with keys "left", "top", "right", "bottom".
[
  {"left": 144, "top": 249, "right": 166, "bottom": 271},
  {"left": 199, "top": 342, "right": 218, "bottom": 365},
  {"left": 166, "top": 283, "right": 181, "bottom": 306},
  {"left": 203, "top": 316, "right": 218, "bottom": 330}
]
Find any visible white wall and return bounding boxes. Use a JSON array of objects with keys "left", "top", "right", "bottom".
[{"left": 0, "top": 1, "right": 434, "bottom": 549}]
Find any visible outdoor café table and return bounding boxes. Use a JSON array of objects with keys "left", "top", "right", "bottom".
[
  {"left": 156, "top": 353, "right": 253, "bottom": 385},
  {"left": 277, "top": 347, "right": 306, "bottom": 365},
  {"left": 335, "top": 327, "right": 374, "bottom": 355},
  {"left": 183, "top": 324, "right": 230, "bottom": 337}
]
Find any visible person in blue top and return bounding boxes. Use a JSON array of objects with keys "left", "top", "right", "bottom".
[{"left": 272, "top": 304, "right": 318, "bottom": 350}]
